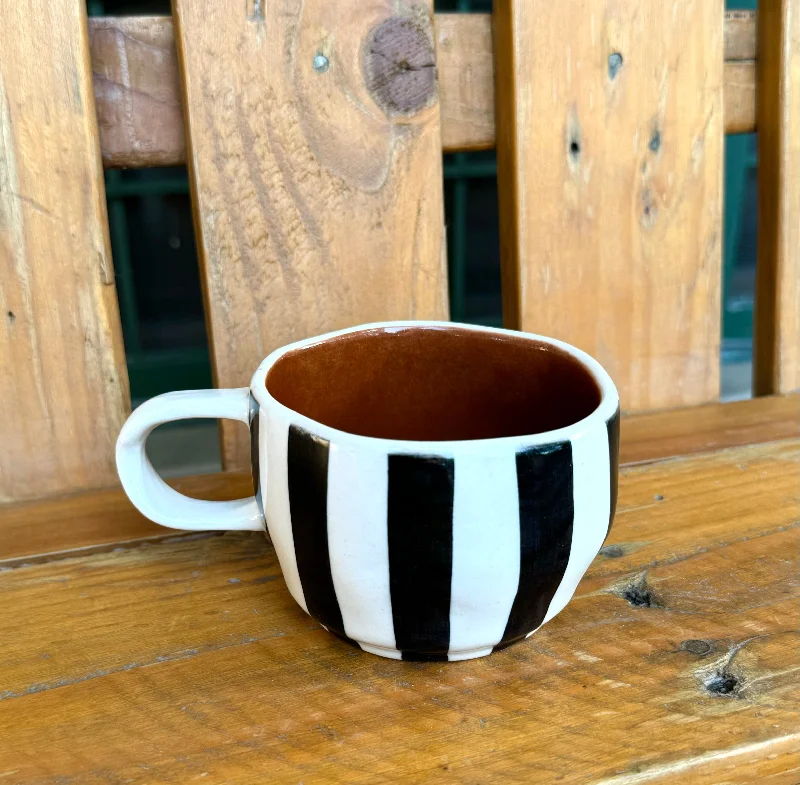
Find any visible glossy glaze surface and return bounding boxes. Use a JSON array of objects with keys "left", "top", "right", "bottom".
[
  {"left": 117, "top": 322, "right": 620, "bottom": 660},
  {"left": 266, "top": 326, "right": 602, "bottom": 441}
]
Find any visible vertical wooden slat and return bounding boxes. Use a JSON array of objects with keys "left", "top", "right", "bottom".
[
  {"left": 173, "top": 0, "right": 448, "bottom": 470},
  {"left": 0, "top": 0, "right": 129, "bottom": 503},
  {"left": 754, "top": 0, "right": 800, "bottom": 396},
  {"left": 494, "top": 1, "right": 724, "bottom": 412}
]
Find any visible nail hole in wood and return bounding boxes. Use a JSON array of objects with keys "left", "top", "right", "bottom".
[
  {"left": 641, "top": 189, "right": 658, "bottom": 228},
  {"left": 649, "top": 129, "right": 662, "bottom": 153},
  {"left": 569, "top": 140, "right": 580, "bottom": 157},
  {"left": 6, "top": 311, "right": 14, "bottom": 323},
  {"left": 608, "top": 52, "right": 623, "bottom": 79}
]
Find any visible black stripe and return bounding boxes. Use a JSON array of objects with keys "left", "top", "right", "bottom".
[
  {"left": 496, "top": 442, "right": 574, "bottom": 649},
  {"left": 401, "top": 652, "right": 450, "bottom": 662},
  {"left": 606, "top": 408, "right": 620, "bottom": 538},
  {"left": 287, "top": 425, "right": 347, "bottom": 636},
  {"left": 388, "top": 455, "right": 454, "bottom": 657}
]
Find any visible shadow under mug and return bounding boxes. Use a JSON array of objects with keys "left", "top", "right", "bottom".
[{"left": 117, "top": 322, "right": 620, "bottom": 662}]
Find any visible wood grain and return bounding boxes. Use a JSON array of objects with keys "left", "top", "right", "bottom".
[
  {"left": 0, "top": 439, "right": 796, "bottom": 782},
  {"left": 1, "top": 396, "right": 796, "bottom": 567},
  {"left": 755, "top": 0, "right": 800, "bottom": 396},
  {"left": 436, "top": 13, "right": 495, "bottom": 152},
  {"left": 173, "top": 0, "right": 449, "bottom": 471},
  {"left": 619, "top": 393, "right": 799, "bottom": 466},
  {"left": 91, "top": 13, "right": 757, "bottom": 169},
  {"left": 0, "top": 472, "right": 254, "bottom": 566},
  {"left": 725, "top": 62, "right": 758, "bottom": 135},
  {"left": 0, "top": 0, "right": 130, "bottom": 503},
  {"left": 724, "top": 10, "right": 758, "bottom": 61},
  {"left": 495, "top": 0, "right": 724, "bottom": 413},
  {"left": 88, "top": 16, "right": 185, "bottom": 168}
]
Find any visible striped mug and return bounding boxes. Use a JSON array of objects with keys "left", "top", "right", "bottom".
[{"left": 117, "top": 322, "right": 620, "bottom": 661}]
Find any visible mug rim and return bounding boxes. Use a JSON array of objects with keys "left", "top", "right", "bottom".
[{"left": 250, "top": 321, "right": 620, "bottom": 453}]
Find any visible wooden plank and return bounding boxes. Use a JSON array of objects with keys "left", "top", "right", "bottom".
[
  {"left": 0, "top": 439, "right": 797, "bottom": 782},
  {"left": 0, "top": 472, "right": 253, "bottom": 566},
  {"left": 495, "top": 0, "right": 724, "bottom": 413},
  {"left": 1, "top": 396, "right": 796, "bottom": 566},
  {"left": 725, "top": 10, "right": 758, "bottom": 61},
  {"left": 436, "top": 13, "right": 495, "bottom": 152},
  {"left": 0, "top": 0, "right": 130, "bottom": 503},
  {"left": 619, "top": 392, "right": 799, "bottom": 466},
  {"left": 173, "top": 0, "right": 449, "bottom": 471},
  {"left": 755, "top": 0, "right": 800, "bottom": 396},
  {"left": 89, "top": 16, "right": 185, "bottom": 168},
  {"left": 90, "top": 13, "right": 757, "bottom": 169},
  {"left": 726, "top": 62, "right": 758, "bottom": 135}
]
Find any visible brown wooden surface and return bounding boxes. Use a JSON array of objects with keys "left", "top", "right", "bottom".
[
  {"left": 724, "top": 10, "right": 757, "bottom": 60},
  {"left": 0, "top": 438, "right": 797, "bottom": 782},
  {"left": 0, "top": 473, "right": 254, "bottom": 567},
  {"left": 755, "top": 0, "right": 800, "bottom": 396},
  {"left": 0, "top": 0, "right": 130, "bottom": 503},
  {"left": 436, "top": 13, "right": 495, "bottom": 152},
  {"left": 619, "top": 393, "right": 799, "bottom": 466},
  {"left": 88, "top": 16, "right": 185, "bottom": 168},
  {"left": 725, "top": 62, "right": 758, "bottom": 135},
  {"left": 1, "top": 396, "right": 797, "bottom": 569},
  {"left": 495, "top": 0, "right": 724, "bottom": 413},
  {"left": 174, "top": 0, "right": 449, "bottom": 471},
  {"left": 91, "top": 13, "right": 757, "bottom": 169}
]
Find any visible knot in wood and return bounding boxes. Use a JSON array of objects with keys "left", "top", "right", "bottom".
[
  {"left": 680, "top": 639, "right": 712, "bottom": 656},
  {"left": 365, "top": 16, "right": 436, "bottom": 116}
]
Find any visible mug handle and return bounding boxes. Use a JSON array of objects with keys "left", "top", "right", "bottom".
[{"left": 116, "top": 388, "right": 265, "bottom": 532}]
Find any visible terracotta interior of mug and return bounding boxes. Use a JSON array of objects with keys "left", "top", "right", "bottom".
[{"left": 266, "top": 326, "right": 603, "bottom": 441}]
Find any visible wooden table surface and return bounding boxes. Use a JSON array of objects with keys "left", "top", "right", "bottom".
[{"left": 0, "top": 406, "right": 798, "bottom": 783}]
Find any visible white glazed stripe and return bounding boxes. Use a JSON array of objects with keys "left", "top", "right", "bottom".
[
  {"left": 448, "top": 451, "right": 520, "bottom": 654},
  {"left": 263, "top": 414, "right": 308, "bottom": 613},
  {"left": 542, "top": 426, "right": 611, "bottom": 626},
  {"left": 327, "top": 445, "right": 396, "bottom": 650}
]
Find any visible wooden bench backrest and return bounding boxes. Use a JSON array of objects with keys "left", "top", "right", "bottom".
[{"left": 1, "top": 0, "right": 797, "bottom": 503}]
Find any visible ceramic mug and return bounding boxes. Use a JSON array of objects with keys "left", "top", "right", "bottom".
[{"left": 117, "top": 322, "right": 620, "bottom": 661}]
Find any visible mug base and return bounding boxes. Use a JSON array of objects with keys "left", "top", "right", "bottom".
[
  {"left": 327, "top": 629, "right": 530, "bottom": 662},
  {"left": 359, "top": 642, "right": 496, "bottom": 661},
  {"left": 324, "top": 626, "right": 542, "bottom": 662}
]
